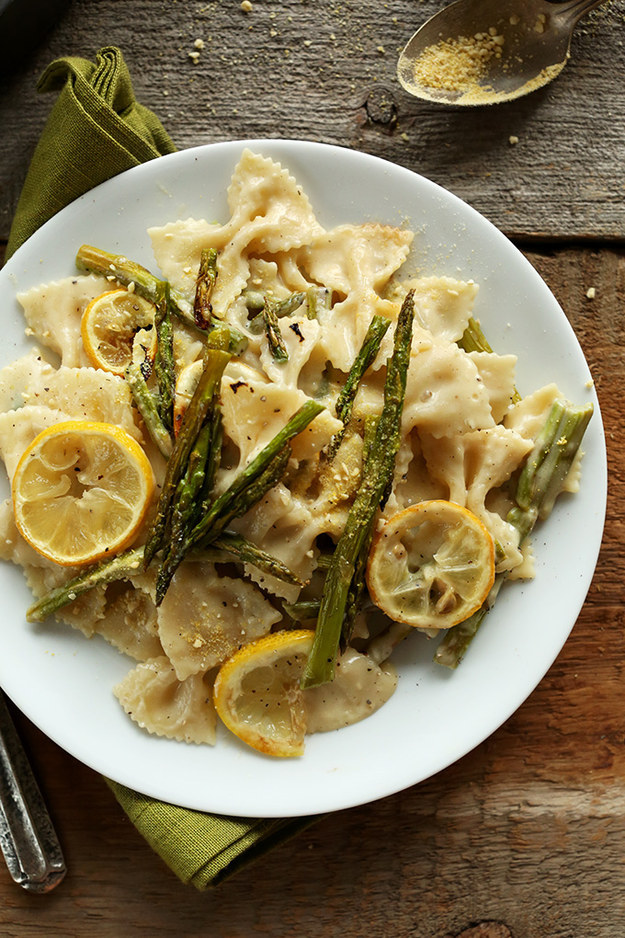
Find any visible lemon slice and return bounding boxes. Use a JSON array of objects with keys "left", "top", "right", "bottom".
[
  {"left": 213, "top": 630, "right": 314, "bottom": 757},
  {"left": 366, "top": 500, "right": 495, "bottom": 630},
  {"left": 12, "top": 421, "right": 155, "bottom": 566},
  {"left": 81, "top": 289, "right": 156, "bottom": 375}
]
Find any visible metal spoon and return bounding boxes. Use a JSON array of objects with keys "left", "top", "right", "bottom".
[
  {"left": 397, "top": 0, "right": 610, "bottom": 106},
  {"left": 0, "top": 692, "right": 66, "bottom": 892}
]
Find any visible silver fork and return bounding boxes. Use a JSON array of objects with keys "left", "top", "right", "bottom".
[{"left": 0, "top": 692, "right": 66, "bottom": 892}]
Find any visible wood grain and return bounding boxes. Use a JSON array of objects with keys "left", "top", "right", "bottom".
[
  {"left": 0, "top": 245, "right": 620, "bottom": 938},
  {"left": 0, "top": 0, "right": 624, "bottom": 242}
]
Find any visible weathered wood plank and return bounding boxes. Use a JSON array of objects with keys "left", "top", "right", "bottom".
[
  {"left": 0, "top": 243, "right": 621, "bottom": 936},
  {"left": 0, "top": 0, "right": 624, "bottom": 242}
]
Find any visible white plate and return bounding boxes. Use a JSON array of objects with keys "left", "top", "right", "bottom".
[{"left": 0, "top": 140, "right": 607, "bottom": 817}]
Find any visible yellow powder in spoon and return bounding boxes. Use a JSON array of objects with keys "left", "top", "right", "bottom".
[{"left": 411, "top": 28, "right": 505, "bottom": 96}]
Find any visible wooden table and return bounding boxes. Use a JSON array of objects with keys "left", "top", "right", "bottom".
[{"left": 0, "top": 2, "right": 623, "bottom": 935}]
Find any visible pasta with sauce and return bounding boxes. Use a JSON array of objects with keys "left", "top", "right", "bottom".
[{"left": 0, "top": 150, "right": 589, "bottom": 756}]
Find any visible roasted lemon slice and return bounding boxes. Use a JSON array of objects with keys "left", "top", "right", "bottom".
[
  {"left": 213, "top": 630, "right": 314, "bottom": 757},
  {"left": 366, "top": 500, "right": 495, "bottom": 630},
  {"left": 81, "top": 288, "right": 156, "bottom": 375},
  {"left": 12, "top": 421, "right": 154, "bottom": 566}
]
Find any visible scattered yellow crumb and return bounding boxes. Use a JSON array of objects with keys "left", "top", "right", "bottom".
[
  {"left": 586, "top": 286, "right": 596, "bottom": 299},
  {"left": 241, "top": 0, "right": 253, "bottom": 11},
  {"left": 509, "top": 135, "right": 519, "bottom": 145}
]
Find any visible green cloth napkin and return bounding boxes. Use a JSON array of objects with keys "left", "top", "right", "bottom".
[
  {"left": 6, "top": 45, "right": 175, "bottom": 257},
  {"left": 6, "top": 46, "right": 319, "bottom": 888}
]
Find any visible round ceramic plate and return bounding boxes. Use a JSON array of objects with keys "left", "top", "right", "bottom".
[{"left": 0, "top": 140, "right": 607, "bottom": 817}]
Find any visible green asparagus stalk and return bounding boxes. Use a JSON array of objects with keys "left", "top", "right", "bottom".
[
  {"left": 244, "top": 290, "right": 306, "bottom": 318},
  {"left": 431, "top": 606, "right": 490, "bottom": 670},
  {"left": 167, "top": 420, "right": 214, "bottom": 545},
  {"left": 196, "top": 448, "right": 292, "bottom": 541},
  {"left": 434, "top": 397, "right": 594, "bottom": 669},
  {"left": 153, "top": 280, "right": 176, "bottom": 433},
  {"left": 508, "top": 399, "right": 594, "bottom": 536},
  {"left": 458, "top": 317, "right": 494, "bottom": 354},
  {"left": 143, "top": 347, "right": 231, "bottom": 568},
  {"left": 26, "top": 547, "right": 145, "bottom": 622},
  {"left": 28, "top": 530, "right": 303, "bottom": 622},
  {"left": 155, "top": 403, "right": 324, "bottom": 601},
  {"left": 157, "top": 448, "right": 293, "bottom": 602},
  {"left": 194, "top": 248, "right": 218, "bottom": 331},
  {"left": 305, "top": 286, "right": 331, "bottom": 320},
  {"left": 189, "top": 402, "right": 323, "bottom": 546},
  {"left": 76, "top": 244, "right": 195, "bottom": 328},
  {"left": 341, "top": 417, "right": 382, "bottom": 646},
  {"left": 301, "top": 291, "right": 415, "bottom": 688},
  {"left": 154, "top": 424, "right": 283, "bottom": 604},
  {"left": 125, "top": 361, "right": 173, "bottom": 459},
  {"left": 262, "top": 297, "right": 289, "bottom": 362},
  {"left": 200, "top": 409, "right": 223, "bottom": 509},
  {"left": 326, "top": 316, "right": 390, "bottom": 460},
  {"left": 283, "top": 599, "right": 321, "bottom": 622},
  {"left": 212, "top": 531, "right": 304, "bottom": 586}
]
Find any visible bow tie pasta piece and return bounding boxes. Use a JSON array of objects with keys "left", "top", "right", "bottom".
[
  {"left": 259, "top": 316, "right": 322, "bottom": 389},
  {"left": 1, "top": 493, "right": 161, "bottom": 660},
  {"left": 0, "top": 363, "right": 142, "bottom": 481},
  {"left": 115, "top": 656, "right": 218, "bottom": 745},
  {"left": 149, "top": 150, "right": 324, "bottom": 317},
  {"left": 246, "top": 257, "right": 309, "bottom": 301},
  {"left": 395, "top": 275, "right": 479, "bottom": 343},
  {"left": 218, "top": 362, "right": 342, "bottom": 485},
  {"left": 230, "top": 483, "right": 321, "bottom": 602},
  {"left": 299, "top": 223, "right": 413, "bottom": 372},
  {"left": 0, "top": 349, "right": 56, "bottom": 411},
  {"left": 17, "top": 274, "right": 112, "bottom": 368},
  {"left": 0, "top": 405, "right": 68, "bottom": 481},
  {"left": 266, "top": 252, "right": 320, "bottom": 295},
  {"left": 156, "top": 562, "right": 282, "bottom": 682},
  {"left": 402, "top": 337, "right": 496, "bottom": 439},
  {"left": 420, "top": 425, "right": 534, "bottom": 573},
  {"left": 0, "top": 500, "right": 154, "bottom": 653},
  {"left": 467, "top": 351, "right": 518, "bottom": 424},
  {"left": 505, "top": 383, "right": 565, "bottom": 439},
  {"left": 89, "top": 578, "right": 162, "bottom": 662},
  {"left": 382, "top": 430, "right": 448, "bottom": 517},
  {"left": 38, "top": 367, "right": 140, "bottom": 437},
  {"left": 225, "top": 149, "right": 324, "bottom": 256}
]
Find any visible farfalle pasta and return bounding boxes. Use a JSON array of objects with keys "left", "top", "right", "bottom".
[{"left": 0, "top": 150, "right": 591, "bottom": 756}]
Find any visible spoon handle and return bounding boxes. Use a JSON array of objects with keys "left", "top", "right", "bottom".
[
  {"left": 0, "top": 692, "right": 66, "bottom": 892},
  {"left": 549, "top": 0, "right": 610, "bottom": 24}
]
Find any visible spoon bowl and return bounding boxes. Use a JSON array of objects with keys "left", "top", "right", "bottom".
[{"left": 397, "top": 0, "right": 609, "bottom": 106}]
